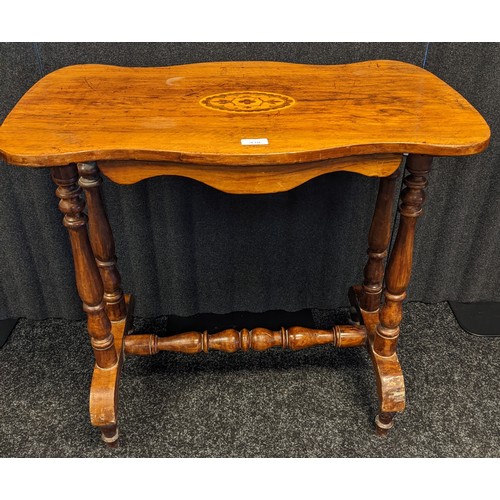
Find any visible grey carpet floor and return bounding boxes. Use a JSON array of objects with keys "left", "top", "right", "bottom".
[{"left": 0, "top": 302, "right": 499, "bottom": 457}]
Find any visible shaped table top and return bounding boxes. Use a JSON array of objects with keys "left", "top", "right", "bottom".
[{"left": 0, "top": 60, "right": 490, "bottom": 167}]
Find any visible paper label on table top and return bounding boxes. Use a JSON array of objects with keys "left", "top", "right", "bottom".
[{"left": 241, "top": 138, "right": 269, "bottom": 145}]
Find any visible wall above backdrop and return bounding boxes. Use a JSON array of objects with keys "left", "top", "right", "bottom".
[{"left": 0, "top": 42, "right": 498, "bottom": 320}]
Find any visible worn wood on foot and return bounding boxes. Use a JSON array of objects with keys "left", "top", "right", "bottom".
[
  {"left": 89, "top": 294, "right": 134, "bottom": 444},
  {"left": 350, "top": 285, "right": 405, "bottom": 418}
]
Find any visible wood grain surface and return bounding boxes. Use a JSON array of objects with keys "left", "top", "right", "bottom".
[
  {"left": 0, "top": 61, "right": 490, "bottom": 167},
  {"left": 123, "top": 324, "right": 367, "bottom": 356},
  {"left": 97, "top": 154, "right": 403, "bottom": 193},
  {"left": 89, "top": 294, "right": 134, "bottom": 435}
]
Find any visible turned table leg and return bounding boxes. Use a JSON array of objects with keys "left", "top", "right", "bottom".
[
  {"left": 52, "top": 165, "right": 117, "bottom": 368},
  {"left": 52, "top": 164, "right": 121, "bottom": 446},
  {"left": 360, "top": 169, "right": 400, "bottom": 316},
  {"left": 373, "top": 154, "right": 433, "bottom": 434}
]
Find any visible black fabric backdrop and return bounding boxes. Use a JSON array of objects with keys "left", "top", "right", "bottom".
[{"left": 0, "top": 42, "right": 499, "bottom": 320}]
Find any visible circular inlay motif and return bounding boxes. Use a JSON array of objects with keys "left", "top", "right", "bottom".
[{"left": 199, "top": 91, "right": 295, "bottom": 113}]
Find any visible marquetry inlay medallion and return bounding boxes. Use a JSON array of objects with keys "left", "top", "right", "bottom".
[{"left": 199, "top": 91, "right": 295, "bottom": 113}]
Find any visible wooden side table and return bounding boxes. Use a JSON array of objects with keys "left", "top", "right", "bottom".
[{"left": 0, "top": 61, "right": 490, "bottom": 446}]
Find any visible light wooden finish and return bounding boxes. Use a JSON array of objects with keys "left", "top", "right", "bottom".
[
  {"left": 0, "top": 61, "right": 490, "bottom": 168},
  {"left": 98, "top": 154, "right": 403, "bottom": 193},
  {"left": 124, "top": 325, "right": 367, "bottom": 356}
]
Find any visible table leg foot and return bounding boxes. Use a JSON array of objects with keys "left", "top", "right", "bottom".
[
  {"left": 89, "top": 294, "right": 134, "bottom": 446},
  {"left": 375, "top": 412, "right": 395, "bottom": 437},
  {"left": 369, "top": 344, "right": 405, "bottom": 429},
  {"left": 100, "top": 425, "right": 119, "bottom": 447},
  {"left": 349, "top": 285, "right": 405, "bottom": 434}
]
